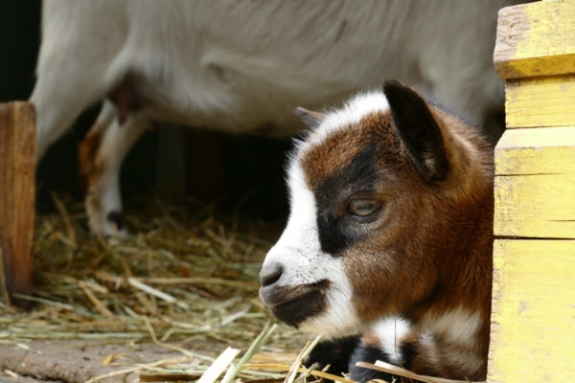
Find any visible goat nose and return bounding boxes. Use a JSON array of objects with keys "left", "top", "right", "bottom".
[{"left": 260, "top": 262, "right": 283, "bottom": 287}]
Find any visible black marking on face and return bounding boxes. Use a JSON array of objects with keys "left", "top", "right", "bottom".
[
  {"left": 269, "top": 280, "right": 330, "bottom": 328},
  {"left": 107, "top": 210, "right": 124, "bottom": 231},
  {"left": 315, "top": 143, "right": 378, "bottom": 255}
]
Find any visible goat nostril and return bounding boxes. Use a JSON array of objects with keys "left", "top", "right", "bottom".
[{"left": 260, "top": 264, "right": 283, "bottom": 287}]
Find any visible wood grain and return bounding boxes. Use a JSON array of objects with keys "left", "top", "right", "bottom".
[
  {"left": 491, "top": 1, "right": 575, "bottom": 380},
  {"left": 494, "top": 127, "right": 575, "bottom": 239},
  {"left": 504, "top": 75, "right": 575, "bottom": 129},
  {"left": 494, "top": 0, "right": 575, "bottom": 79},
  {"left": 489, "top": 239, "right": 575, "bottom": 383},
  {"left": 0, "top": 102, "right": 36, "bottom": 305}
]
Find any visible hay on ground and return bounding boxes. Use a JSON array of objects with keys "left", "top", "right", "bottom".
[{"left": 1, "top": 195, "right": 484, "bottom": 383}]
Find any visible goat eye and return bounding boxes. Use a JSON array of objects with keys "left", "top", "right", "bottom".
[{"left": 347, "top": 199, "right": 381, "bottom": 217}]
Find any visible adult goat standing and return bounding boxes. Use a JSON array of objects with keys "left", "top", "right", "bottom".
[{"left": 32, "top": 0, "right": 511, "bottom": 235}]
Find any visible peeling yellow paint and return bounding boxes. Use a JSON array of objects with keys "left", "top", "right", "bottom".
[{"left": 494, "top": 0, "right": 575, "bottom": 79}]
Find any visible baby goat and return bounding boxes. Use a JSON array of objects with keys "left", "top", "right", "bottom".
[{"left": 259, "top": 80, "right": 494, "bottom": 382}]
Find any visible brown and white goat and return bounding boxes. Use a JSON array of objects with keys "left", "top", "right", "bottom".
[
  {"left": 259, "top": 80, "right": 494, "bottom": 382},
  {"left": 32, "top": 0, "right": 513, "bottom": 236}
]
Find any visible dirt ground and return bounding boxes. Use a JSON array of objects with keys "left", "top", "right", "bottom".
[{"left": 0, "top": 340, "right": 194, "bottom": 383}]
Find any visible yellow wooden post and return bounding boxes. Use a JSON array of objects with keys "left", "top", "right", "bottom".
[{"left": 489, "top": 1, "right": 575, "bottom": 381}]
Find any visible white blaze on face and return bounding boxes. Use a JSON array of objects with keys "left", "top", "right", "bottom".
[
  {"left": 307, "top": 91, "right": 390, "bottom": 146},
  {"left": 262, "top": 159, "right": 360, "bottom": 335},
  {"left": 261, "top": 90, "right": 392, "bottom": 335}
]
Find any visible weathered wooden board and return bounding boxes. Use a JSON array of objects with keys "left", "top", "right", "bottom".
[
  {"left": 494, "top": 126, "right": 575, "bottom": 238},
  {"left": 0, "top": 102, "right": 36, "bottom": 305},
  {"left": 494, "top": 0, "right": 575, "bottom": 79},
  {"left": 504, "top": 75, "right": 575, "bottom": 129},
  {"left": 495, "top": 174, "right": 575, "bottom": 238},
  {"left": 490, "top": 0, "right": 575, "bottom": 381},
  {"left": 489, "top": 239, "right": 575, "bottom": 383},
  {"left": 496, "top": 126, "right": 575, "bottom": 175}
]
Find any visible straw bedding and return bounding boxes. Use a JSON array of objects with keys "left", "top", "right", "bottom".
[
  {"left": 0, "top": 195, "right": 476, "bottom": 383},
  {"left": 1, "top": 195, "right": 311, "bottom": 382}
]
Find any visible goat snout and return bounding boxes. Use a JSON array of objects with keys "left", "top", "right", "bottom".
[{"left": 259, "top": 262, "right": 283, "bottom": 288}]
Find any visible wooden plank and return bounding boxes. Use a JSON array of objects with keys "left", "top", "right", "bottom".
[
  {"left": 0, "top": 102, "right": 36, "bottom": 306},
  {"left": 495, "top": 126, "right": 575, "bottom": 176},
  {"left": 489, "top": 239, "right": 575, "bottom": 383},
  {"left": 494, "top": 127, "right": 575, "bottom": 238},
  {"left": 494, "top": 0, "right": 575, "bottom": 79},
  {"left": 505, "top": 75, "right": 575, "bottom": 128},
  {"left": 495, "top": 173, "right": 575, "bottom": 238}
]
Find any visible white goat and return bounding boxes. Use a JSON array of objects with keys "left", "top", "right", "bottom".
[{"left": 31, "top": 0, "right": 515, "bottom": 236}]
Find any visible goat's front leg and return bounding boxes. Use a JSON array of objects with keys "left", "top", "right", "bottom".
[
  {"left": 304, "top": 336, "right": 360, "bottom": 378},
  {"left": 349, "top": 317, "right": 461, "bottom": 383},
  {"left": 304, "top": 330, "right": 413, "bottom": 382},
  {"left": 79, "top": 101, "right": 148, "bottom": 237},
  {"left": 347, "top": 317, "right": 424, "bottom": 383}
]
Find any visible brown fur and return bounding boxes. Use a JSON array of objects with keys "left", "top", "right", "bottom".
[
  {"left": 78, "top": 130, "right": 103, "bottom": 191},
  {"left": 301, "top": 105, "right": 493, "bottom": 380},
  {"left": 302, "top": 113, "right": 404, "bottom": 191},
  {"left": 78, "top": 127, "right": 106, "bottom": 233}
]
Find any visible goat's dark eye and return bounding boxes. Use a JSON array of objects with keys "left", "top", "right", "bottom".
[{"left": 347, "top": 199, "right": 381, "bottom": 217}]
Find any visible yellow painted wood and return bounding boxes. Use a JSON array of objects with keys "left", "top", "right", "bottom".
[
  {"left": 495, "top": 174, "right": 575, "bottom": 238},
  {"left": 495, "top": 126, "right": 575, "bottom": 175},
  {"left": 488, "top": 239, "right": 575, "bottom": 383},
  {"left": 494, "top": 127, "right": 575, "bottom": 238},
  {"left": 494, "top": 0, "right": 575, "bottom": 79},
  {"left": 490, "top": 1, "right": 575, "bottom": 381},
  {"left": 505, "top": 75, "right": 575, "bottom": 128}
]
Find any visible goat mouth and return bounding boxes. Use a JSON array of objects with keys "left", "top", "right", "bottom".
[{"left": 260, "top": 280, "right": 329, "bottom": 328}]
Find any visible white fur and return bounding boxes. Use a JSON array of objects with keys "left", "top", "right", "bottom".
[
  {"left": 369, "top": 311, "right": 483, "bottom": 373},
  {"left": 425, "top": 308, "right": 484, "bottom": 373},
  {"left": 32, "top": 0, "right": 513, "bottom": 235},
  {"left": 262, "top": 160, "right": 360, "bottom": 335},
  {"left": 372, "top": 317, "right": 412, "bottom": 364},
  {"left": 306, "top": 92, "right": 390, "bottom": 147},
  {"left": 261, "top": 91, "right": 391, "bottom": 334},
  {"left": 426, "top": 307, "right": 481, "bottom": 347}
]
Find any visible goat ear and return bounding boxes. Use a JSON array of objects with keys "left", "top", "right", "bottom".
[
  {"left": 383, "top": 80, "right": 449, "bottom": 182},
  {"left": 295, "top": 107, "right": 325, "bottom": 128}
]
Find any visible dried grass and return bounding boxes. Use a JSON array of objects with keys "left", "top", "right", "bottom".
[
  {"left": 0, "top": 195, "right": 484, "bottom": 383},
  {"left": 0, "top": 195, "right": 316, "bottom": 382}
]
